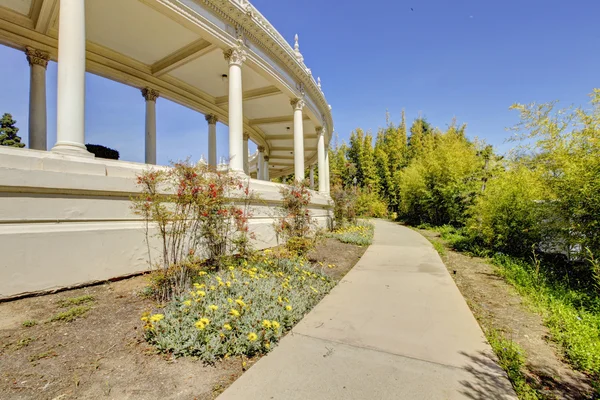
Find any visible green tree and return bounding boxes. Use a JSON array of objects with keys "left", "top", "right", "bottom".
[{"left": 0, "top": 113, "right": 25, "bottom": 148}]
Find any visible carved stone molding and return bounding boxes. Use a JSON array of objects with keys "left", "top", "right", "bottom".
[
  {"left": 141, "top": 88, "right": 159, "bottom": 102},
  {"left": 316, "top": 126, "right": 324, "bottom": 136},
  {"left": 243, "top": 133, "right": 250, "bottom": 140},
  {"left": 25, "top": 47, "right": 50, "bottom": 68},
  {"left": 205, "top": 114, "right": 218, "bottom": 124},
  {"left": 264, "top": 155, "right": 270, "bottom": 162},
  {"left": 290, "top": 98, "right": 305, "bottom": 111},
  {"left": 257, "top": 146, "right": 265, "bottom": 153}
]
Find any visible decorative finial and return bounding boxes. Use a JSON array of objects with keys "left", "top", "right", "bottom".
[
  {"left": 317, "top": 77, "right": 322, "bottom": 89},
  {"left": 294, "top": 34, "right": 304, "bottom": 63}
]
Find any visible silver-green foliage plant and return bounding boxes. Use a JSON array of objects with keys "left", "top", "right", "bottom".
[
  {"left": 142, "top": 253, "right": 334, "bottom": 362},
  {"left": 327, "top": 222, "right": 374, "bottom": 246}
]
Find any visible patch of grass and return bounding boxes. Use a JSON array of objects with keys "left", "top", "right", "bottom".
[
  {"left": 486, "top": 328, "right": 543, "bottom": 399},
  {"left": 29, "top": 350, "right": 57, "bottom": 362},
  {"left": 56, "top": 295, "right": 95, "bottom": 308},
  {"left": 50, "top": 305, "right": 92, "bottom": 322},
  {"left": 492, "top": 254, "right": 600, "bottom": 387},
  {"left": 143, "top": 251, "right": 335, "bottom": 362},
  {"left": 22, "top": 320, "right": 37, "bottom": 328},
  {"left": 15, "top": 337, "right": 35, "bottom": 349},
  {"left": 429, "top": 239, "right": 447, "bottom": 257},
  {"left": 327, "top": 222, "right": 374, "bottom": 246}
]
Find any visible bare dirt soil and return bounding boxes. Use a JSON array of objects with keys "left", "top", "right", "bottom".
[
  {"left": 0, "top": 238, "right": 367, "bottom": 400},
  {"left": 418, "top": 229, "right": 594, "bottom": 400}
]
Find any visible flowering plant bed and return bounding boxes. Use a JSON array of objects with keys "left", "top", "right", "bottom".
[{"left": 142, "top": 250, "right": 334, "bottom": 362}]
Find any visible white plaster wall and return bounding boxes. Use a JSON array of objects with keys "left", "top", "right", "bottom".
[{"left": 0, "top": 147, "right": 332, "bottom": 299}]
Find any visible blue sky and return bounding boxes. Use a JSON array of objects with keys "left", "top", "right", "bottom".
[{"left": 1, "top": 0, "right": 599, "bottom": 163}]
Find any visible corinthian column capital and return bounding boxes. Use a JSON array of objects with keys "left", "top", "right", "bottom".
[
  {"left": 205, "top": 114, "right": 218, "bottom": 125},
  {"left": 290, "top": 98, "right": 305, "bottom": 111},
  {"left": 142, "top": 87, "right": 159, "bottom": 102},
  {"left": 224, "top": 44, "right": 247, "bottom": 67},
  {"left": 25, "top": 47, "right": 50, "bottom": 68}
]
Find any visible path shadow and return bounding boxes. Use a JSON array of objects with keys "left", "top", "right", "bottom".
[
  {"left": 458, "top": 350, "right": 516, "bottom": 400},
  {"left": 458, "top": 350, "right": 595, "bottom": 400}
]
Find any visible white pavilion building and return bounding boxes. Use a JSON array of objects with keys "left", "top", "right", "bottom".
[{"left": 0, "top": 0, "right": 334, "bottom": 299}]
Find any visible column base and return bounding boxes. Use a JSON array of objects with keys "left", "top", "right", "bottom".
[{"left": 52, "top": 142, "right": 95, "bottom": 158}]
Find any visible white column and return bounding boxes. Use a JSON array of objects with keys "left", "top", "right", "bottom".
[
  {"left": 206, "top": 114, "right": 218, "bottom": 169},
  {"left": 291, "top": 98, "right": 305, "bottom": 181},
  {"left": 317, "top": 127, "right": 326, "bottom": 193},
  {"left": 325, "top": 147, "right": 331, "bottom": 194},
  {"left": 53, "top": 0, "right": 91, "bottom": 156},
  {"left": 243, "top": 133, "right": 249, "bottom": 174},
  {"left": 224, "top": 45, "right": 247, "bottom": 173},
  {"left": 257, "top": 146, "right": 265, "bottom": 180},
  {"left": 142, "top": 88, "right": 158, "bottom": 164},
  {"left": 309, "top": 165, "right": 315, "bottom": 189},
  {"left": 26, "top": 48, "right": 50, "bottom": 151},
  {"left": 264, "top": 155, "right": 270, "bottom": 181}
]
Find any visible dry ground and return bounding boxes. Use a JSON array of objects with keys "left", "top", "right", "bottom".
[
  {"left": 0, "top": 238, "right": 366, "bottom": 400},
  {"left": 418, "top": 229, "right": 594, "bottom": 400}
]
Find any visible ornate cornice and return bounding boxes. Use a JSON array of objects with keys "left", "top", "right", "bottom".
[
  {"left": 290, "top": 98, "right": 305, "bottom": 111},
  {"left": 224, "top": 41, "right": 247, "bottom": 66},
  {"left": 25, "top": 47, "right": 49, "bottom": 68},
  {"left": 205, "top": 114, "right": 218, "bottom": 124},
  {"left": 141, "top": 87, "right": 159, "bottom": 102},
  {"left": 193, "top": 0, "right": 332, "bottom": 133}
]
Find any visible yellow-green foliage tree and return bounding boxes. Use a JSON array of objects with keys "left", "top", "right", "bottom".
[
  {"left": 508, "top": 90, "right": 600, "bottom": 258},
  {"left": 396, "top": 121, "right": 484, "bottom": 226},
  {"left": 466, "top": 165, "right": 551, "bottom": 256}
]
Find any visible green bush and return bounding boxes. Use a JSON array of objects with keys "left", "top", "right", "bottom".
[
  {"left": 356, "top": 189, "right": 388, "bottom": 218},
  {"left": 85, "top": 144, "right": 119, "bottom": 160},
  {"left": 465, "top": 166, "right": 550, "bottom": 257},
  {"left": 142, "top": 252, "right": 333, "bottom": 362},
  {"left": 330, "top": 184, "right": 357, "bottom": 227}
]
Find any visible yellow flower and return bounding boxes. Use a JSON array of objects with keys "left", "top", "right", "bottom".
[
  {"left": 197, "top": 290, "right": 206, "bottom": 297},
  {"left": 183, "top": 300, "right": 192, "bottom": 307},
  {"left": 218, "top": 281, "right": 225, "bottom": 287},
  {"left": 310, "top": 286, "right": 318, "bottom": 294},
  {"left": 210, "top": 285, "right": 216, "bottom": 291},
  {"left": 208, "top": 305, "right": 219, "bottom": 311},
  {"left": 199, "top": 271, "right": 208, "bottom": 276},
  {"left": 247, "top": 332, "right": 258, "bottom": 342},
  {"left": 195, "top": 320, "right": 206, "bottom": 330},
  {"left": 200, "top": 317, "right": 210, "bottom": 325},
  {"left": 271, "top": 320, "right": 280, "bottom": 329},
  {"left": 149, "top": 314, "right": 164, "bottom": 322},
  {"left": 223, "top": 323, "right": 232, "bottom": 331},
  {"left": 277, "top": 296, "right": 283, "bottom": 303},
  {"left": 265, "top": 342, "right": 271, "bottom": 349},
  {"left": 262, "top": 320, "right": 272, "bottom": 329},
  {"left": 227, "top": 298, "right": 234, "bottom": 304},
  {"left": 230, "top": 309, "right": 240, "bottom": 317},
  {"left": 228, "top": 266, "right": 235, "bottom": 271},
  {"left": 226, "top": 281, "right": 232, "bottom": 288},
  {"left": 285, "top": 305, "right": 292, "bottom": 311},
  {"left": 235, "top": 299, "right": 247, "bottom": 308},
  {"left": 140, "top": 316, "right": 149, "bottom": 322}
]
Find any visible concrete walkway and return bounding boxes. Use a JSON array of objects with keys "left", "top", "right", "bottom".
[{"left": 219, "top": 220, "right": 517, "bottom": 399}]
